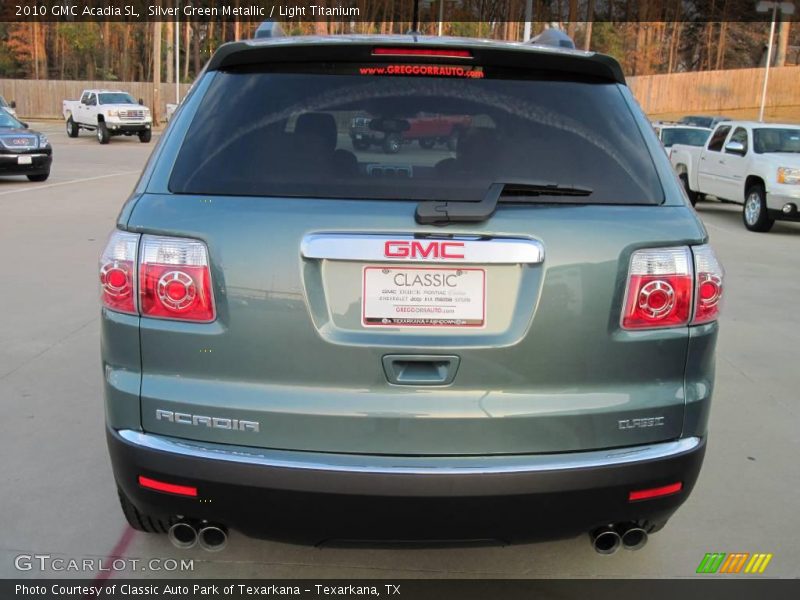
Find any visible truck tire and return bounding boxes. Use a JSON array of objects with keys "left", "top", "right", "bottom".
[
  {"left": 117, "top": 487, "right": 172, "bottom": 534},
  {"left": 742, "top": 184, "right": 774, "bottom": 232},
  {"left": 383, "top": 134, "right": 401, "bottom": 154},
  {"left": 96, "top": 122, "right": 110, "bottom": 145},
  {"left": 418, "top": 138, "right": 436, "bottom": 149},
  {"left": 27, "top": 171, "right": 50, "bottom": 182},
  {"left": 679, "top": 173, "right": 699, "bottom": 207},
  {"left": 139, "top": 130, "right": 152, "bottom": 143},
  {"left": 66, "top": 117, "right": 79, "bottom": 138}
]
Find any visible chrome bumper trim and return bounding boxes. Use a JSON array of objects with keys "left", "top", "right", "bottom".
[
  {"left": 0, "top": 153, "right": 47, "bottom": 159},
  {"left": 118, "top": 430, "right": 700, "bottom": 475},
  {"left": 301, "top": 233, "right": 545, "bottom": 264}
]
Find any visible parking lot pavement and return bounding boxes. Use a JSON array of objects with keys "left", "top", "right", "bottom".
[{"left": 1, "top": 123, "right": 798, "bottom": 579}]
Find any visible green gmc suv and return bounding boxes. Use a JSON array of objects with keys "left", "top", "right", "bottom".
[{"left": 100, "top": 34, "right": 723, "bottom": 554}]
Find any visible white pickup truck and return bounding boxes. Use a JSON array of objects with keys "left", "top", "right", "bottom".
[
  {"left": 671, "top": 121, "right": 800, "bottom": 232},
  {"left": 62, "top": 90, "right": 152, "bottom": 144}
]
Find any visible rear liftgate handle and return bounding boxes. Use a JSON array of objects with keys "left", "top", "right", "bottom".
[{"left": 382, "top": 355, "right": 460, "bottom": 386}]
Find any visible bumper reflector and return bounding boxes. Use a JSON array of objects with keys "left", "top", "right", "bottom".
[
  {"left": 138, "top": 475, "right": 197, "bottom": 497},
  {"left": 629, "top": 482, "right": 682, "bottom": 502}
]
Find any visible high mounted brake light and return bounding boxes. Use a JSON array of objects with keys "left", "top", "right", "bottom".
[
  {"left": 372, "top": 47, "right": 473, "bottom": 59},
  {"left": 99, "top": 231, "right": 215, "bottom": 323}
]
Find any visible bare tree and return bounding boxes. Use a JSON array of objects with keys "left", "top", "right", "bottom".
[
  {"left": 152, "top": 21, "right": 162, "bottom": 124},
  {"left": 566, "top": 0, "right": 578, "bottom": 38},
  {"left": 166, "top": 19, "right": 174, "bottom": 85},
  {"left": 583, "top": 0, "right": 595, "bottom": 50},
  {"left": 775, "top": 18, "right": 791, "bottom": 66}
]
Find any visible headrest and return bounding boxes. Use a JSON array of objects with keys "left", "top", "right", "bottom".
[{"left": 295, "top": 113, "right": 338, "bottom": 151}]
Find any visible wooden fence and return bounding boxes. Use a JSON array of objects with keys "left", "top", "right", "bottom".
[
  {"left": 1, "top": 65, "right": 799, "bottom": 121},
  {"left": 628, "top": 66, "right": 800, "bottom": 115}
]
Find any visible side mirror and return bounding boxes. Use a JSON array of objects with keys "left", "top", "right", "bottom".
[
  {"left": 9, "top": 101, "right": 16, "bottom": 109},
  {"left": 21, "top": 122, "right": 29, "bottom": 129},
  {"left": 138, "top": 98, "right": 144, "bottom": 105},
  {"left": 724, "top": 141, "right": 746, "bottom": 155}
]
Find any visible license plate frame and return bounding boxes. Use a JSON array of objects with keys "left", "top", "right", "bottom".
[{"left": 362, "top": 266, "right": 486, "bottom": 328}]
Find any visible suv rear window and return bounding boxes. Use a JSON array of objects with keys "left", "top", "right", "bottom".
[{"left": 169, "top": 66, "right": 664, "bottom": 204}]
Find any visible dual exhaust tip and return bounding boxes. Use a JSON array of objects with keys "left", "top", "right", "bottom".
[
  {"left": 590, "top": 523, "right": 648, "bottom": 555},
  {"left": 168, "top": 521, "right": 227, "bottom": 552},
  {"left": 169, "top": 518, "right": 647, "bottom": 554}
]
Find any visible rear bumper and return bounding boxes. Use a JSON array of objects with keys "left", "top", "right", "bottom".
[{"left": 108, "top": 427, "right": 706, "bottom": 543}]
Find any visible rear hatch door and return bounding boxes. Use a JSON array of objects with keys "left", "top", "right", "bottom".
[{"left": 132, "top": 44, "right": 704, "bottom": 455}]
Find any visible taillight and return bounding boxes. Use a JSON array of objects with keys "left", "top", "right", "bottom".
[
  {"left": 622, "top": 247, "right": 693, "bottom": 329},
  {"left": 692, "top": 244, "right": 724, "bottom": 324},
  {"left": 139, "top": 235, "right": 215, "bottom": 322},
  {"left": 99, "top": 231, "right": 139, "bottom": 315}
]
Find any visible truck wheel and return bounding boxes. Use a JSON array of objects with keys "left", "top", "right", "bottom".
[
  {"left": 27, "top": 171, "right": 49, "bottom": 182},
  {"left": 96, "top": 122, "right": 110, "bottom": 145},
  {"left": 66, "top": 117, "right": 79, "bottom": 138},
  {"left": 679, "top": 173, "right": 699, "bottom": 207},
  {"left": 383, "top": 134, "right": 401, "bottom": 154},
  {"left": 117, "top": 487, "right": 172, "bottom": 534},
  {"left": 418, "top": 138, "right": 436, "bottom": 149},
  {"left": 743, "top": 184, "right": 774, "bottom": 232},
  {"left": 139, "top": 130, "right": 152, "bottom": 143}
]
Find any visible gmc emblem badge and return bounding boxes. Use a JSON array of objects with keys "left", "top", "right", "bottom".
[{"left": 384, "top": 240, "right": 465, "bottom": 260}]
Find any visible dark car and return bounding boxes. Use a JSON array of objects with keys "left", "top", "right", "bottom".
[{"left": 0, "top": 111, "right": 52, "bottom": 182}]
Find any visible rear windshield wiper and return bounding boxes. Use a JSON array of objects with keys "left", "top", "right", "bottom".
[{"left": 415, "top": 181, "right": 593, "bottom": 225}]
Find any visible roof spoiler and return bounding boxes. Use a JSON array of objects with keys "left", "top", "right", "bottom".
[
  {"left": 254, "top": 21, "right": 285, "bottom": 39},
  {"left": 207, "top": 38, "right": 626, "bottom": 85}
]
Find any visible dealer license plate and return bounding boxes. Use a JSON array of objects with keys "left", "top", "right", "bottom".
[{"left": 362, "top": 266, "right": 486, "bottom": 327}]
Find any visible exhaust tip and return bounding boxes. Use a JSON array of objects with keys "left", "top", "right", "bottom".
[
  {"left": 621, "top": 526, "right": 648, "bottom": 551},
  {"left": 198, "top": 525, "right": 228, "bottom": 552},
  {"left": 168, "top": 522, "right": 197, "bottom": 549},
  {"left": 590, "top": 527, "right": 621, "bottom": 555}
]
